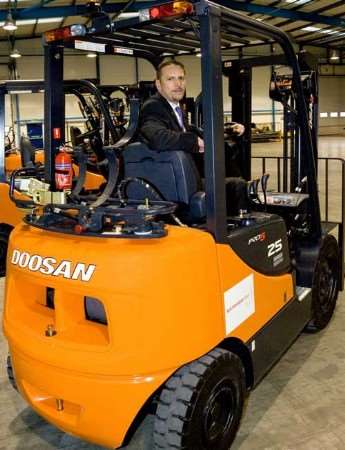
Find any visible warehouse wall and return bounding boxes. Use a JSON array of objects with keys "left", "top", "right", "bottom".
[
  {"left": 2, "top": 39, "right": 344, "bottom": 137},
  {"left": 0, "top": 39, "right": 345, "bottom": 134},
  {"left": 319, "top": 74, "right": 345, "bottom": 136},
  {"left": 2, "top": 50, "right": 279, "bottom": 134}
]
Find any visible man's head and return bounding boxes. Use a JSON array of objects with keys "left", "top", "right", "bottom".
[{"left": 155, "top": 60, "right": 186, "bottom": 103}]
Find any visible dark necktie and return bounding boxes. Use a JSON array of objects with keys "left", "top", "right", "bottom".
[{"left": 175, "top": 106, "right": 185, "bottom": 130}]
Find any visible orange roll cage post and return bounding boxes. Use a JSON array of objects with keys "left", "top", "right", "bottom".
[{"left": 3, "top": 1, "right": 341, "bottom": 449}]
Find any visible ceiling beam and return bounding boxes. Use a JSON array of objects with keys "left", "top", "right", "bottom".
[
  {"left": 4, "top": 0, "right": 345, "bottom": 34},
  {"left": 1, "top": 1, "right": 156, "bottom": 21},
  {"left": 221, "top": 1, "right": 345, "bottom": 28}
]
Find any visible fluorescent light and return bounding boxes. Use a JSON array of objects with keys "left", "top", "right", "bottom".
[
  {"left": 321, "top": 29, "right": 338, "bottom": 34},
  {"left": 320, "top": 113, "right": 328, "bottom": 118},
  {"left": 16, "top": 19, "right": 36, "bottom": 25},
  {"left": 330, "top": 50, "right": 340, "bottom": 60},
  {"left": 10, "top": 48, "right": 21, "bottom": 58},
  {"left": 302, "top": 26, "right": 321, "bottom": 32},
  {"left": 86, "top": 52, "right": 97, "bottom": 58},
  {"left": 340, "top": 112, "right": 345, "bottom": 117},
  {"left": 3, "top": 12, "right": 17, "bottom": 31},
  {"left": 330, "top": 112, "right": 338, "bottom": 117},
  {"left": 38, "top": 17, "right": 63, "bottom": 24}
]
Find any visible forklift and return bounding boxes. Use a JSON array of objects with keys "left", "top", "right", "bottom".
[
  {"left": 3, "top": 1, "right": 341, "bottom": 449},
  {"left": 0, "top": 79, "right": 139, "bottom": 275}
]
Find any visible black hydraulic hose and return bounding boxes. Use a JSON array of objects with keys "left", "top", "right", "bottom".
[{"left": 77, "top": 79, "right": 121, "bottom": 144}]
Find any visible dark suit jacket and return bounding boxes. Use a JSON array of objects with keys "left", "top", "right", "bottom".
[{"left": 139, "top": 93, "right": 200, "bottom": 153}]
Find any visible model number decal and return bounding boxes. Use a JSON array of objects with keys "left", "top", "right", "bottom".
[
  {"left": 248, "top": 231, "right": 266, "bottom": 246},
  {"left": 11, "top": 249, "right": 96, "bottom": 282},
  {"left": 267, "top": 239, "right": 283, "bottom": 258}
]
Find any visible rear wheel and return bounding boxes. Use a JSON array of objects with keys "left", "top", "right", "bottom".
[
  {"left": 153, "top": 348, "right": 245, "bottom": 450},
  {"left": 0, "top": 229, "right": 10, "bottom": 277},
  {"left": 306, "top": 235, "right": 339, "bottom": 332}
]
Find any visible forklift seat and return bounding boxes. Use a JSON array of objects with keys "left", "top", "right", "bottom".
[
  {"left": 122, "top": 142, "right": 206, "bottom": 222},
  {"left": 70, "top": 126, "right": 83, "bottom": 147},
  {"left": 20, "top": 136, "right": 36, "bottom": 168}
]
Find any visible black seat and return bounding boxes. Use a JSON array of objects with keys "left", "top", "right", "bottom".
[
  {"left": 122, "top": 142, "right": 206, "bottom": 222},
  {"left": 70, "top": 126, "right": 83, "bottom": 147},
  {"left": 20, "top": 136, "right": 37, "bottom": 168}
]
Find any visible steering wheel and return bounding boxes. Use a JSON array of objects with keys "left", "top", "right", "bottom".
[{"left": 76, "top": 127, "right": 101, "bottom": 142}]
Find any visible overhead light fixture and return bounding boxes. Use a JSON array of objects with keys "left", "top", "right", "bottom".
[
  {"left": 38, "top": 17, "right": 64, "bottom": 24},
  {"left": 86, "top": 52, "right": 97, "bottom": 58},
  {"left": 302, "top": 26, "right": 320, "bottom": 32},
  {"left": 3, "top": 11, "right": 17, "bottom": 31},
  {"left": 330, "top": 50, "right": 339, "bottom": 61},
  {"left": 10, "top": 48, "right": 21, "bottom": 58}
]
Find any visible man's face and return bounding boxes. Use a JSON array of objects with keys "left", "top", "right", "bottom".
[{"left": 156, "top": 64, "right": 186, "bottom": 103}]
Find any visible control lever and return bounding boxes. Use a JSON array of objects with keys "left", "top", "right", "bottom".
[
  {"left": 247, "top": 179, "right": 261, "bottom": 203},
  {"left": 261, "top": 174, "right": 270, "bottom": 210},
  {"left": 295, "top": 176, "right": 307, "bottom": 193}
]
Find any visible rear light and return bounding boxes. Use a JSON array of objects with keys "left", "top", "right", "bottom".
[
  {"left": 140, "top": 1, "right": 194, "bottom": 22},
  {"left": 44, "top": 24, "right": 86, "bottom": 43}
]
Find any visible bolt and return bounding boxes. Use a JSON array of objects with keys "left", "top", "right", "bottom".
[{"left": 45, "top": 324, "right": 57, "bottom": 337}]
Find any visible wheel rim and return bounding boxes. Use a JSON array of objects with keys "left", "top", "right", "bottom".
[
  {"left": 318, "top": 258, "right": 337, "bottom": 314},
  {"left": 202, "top": 378, "right": 237, "bottom": 446}
]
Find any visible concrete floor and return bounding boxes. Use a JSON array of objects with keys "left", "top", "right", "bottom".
[{"left": 2, "top": 136, "right": 345, "bottom": 449}]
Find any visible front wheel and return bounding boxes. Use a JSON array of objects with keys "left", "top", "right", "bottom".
[
  {"left": 306, "top": 234, "right": 339, "bottom": 332},
  {"left": 153, "top": 348, "right": 246, "bottom": 450},
  {"left": 7, "top": 354, "right": 17, "bottom": 391}
]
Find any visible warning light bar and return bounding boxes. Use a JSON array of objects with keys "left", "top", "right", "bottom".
[
  {"left": 140, "top": 1, "right": 194, "bottom": 22},
  {"left": 44, "top": 24, "right": 86, "bottom": 43}
]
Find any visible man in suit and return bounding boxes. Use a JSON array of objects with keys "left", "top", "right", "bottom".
[
  {"left": 139, "top": 60, "right": 248, "bottom": 214},
  {"left": 139, "top": 60, "right": 244, "bottom": 155}
]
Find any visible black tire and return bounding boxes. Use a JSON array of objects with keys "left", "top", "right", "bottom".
[
  {"left": 306, "top": 235, "right": 339, "bottom": 332},
  {"left": 0, "top": 229, "right": 10, "bottom": 277},
  {"left": 153, "top": 348, "right": 245, "bottom": 450},
  {"left": 7, "top": 354, "right": 17, "bottom": 391}
]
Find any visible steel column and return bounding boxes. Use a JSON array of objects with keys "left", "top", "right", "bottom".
[
  {"left": 0, "top": 91, "right": 5, "bottom": 182},
  {"left": 199, "top": 3, "right": 227, "bottom": 242},
  {"left": 44, "top": 44, "right": 65, "bottom": 188}
]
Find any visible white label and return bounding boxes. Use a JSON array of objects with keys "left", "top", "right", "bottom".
[
  {"left": 75, "top": 40, "right": 105, "bottom": 53},
  {"left": 224, "top": 274, "right": 255, "bottom": 334},
  {"left": 113, "top": 47, "right": 134, "bottom": 55}
]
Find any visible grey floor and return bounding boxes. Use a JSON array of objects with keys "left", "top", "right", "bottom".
[{"left": 2, "top": 136, "right": 345, "bottom": 450}]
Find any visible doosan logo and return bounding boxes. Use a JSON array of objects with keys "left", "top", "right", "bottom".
[{"left": 11, "top": 249, "right": 96, "bottom": 282}]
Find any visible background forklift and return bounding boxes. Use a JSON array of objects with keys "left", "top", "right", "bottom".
[
  {"left": 0, "top": 79, "right": 127, "bottom": 275},
  {"left": 3, "top": 1, "right": 342, "bottom": 449}
]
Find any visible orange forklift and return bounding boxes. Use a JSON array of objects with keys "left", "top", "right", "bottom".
[
  {"left": 0, "top": 79, "right": 119, "bottom": 275},
  {"left": 3, "top": 1, "right": 341, "bottom": 449}
]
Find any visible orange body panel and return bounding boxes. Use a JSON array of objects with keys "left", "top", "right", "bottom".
[
  {"left": 5, "top": 152, "right": 104, "bottom": 191},
  {"left": 3, "top": 224, "right": 293, "bottom": 448},
  {"left": 0, "top": 183, "right": 27, "bottom": 227},
  {"left": 5, "top": 152, "right": 22, "bottom": 173},
  {"left": 5, "top": 150, "right": 44, "bottom": 174},
  {"left": 73, "top": 164, "right": 105, "bottom": 191}
]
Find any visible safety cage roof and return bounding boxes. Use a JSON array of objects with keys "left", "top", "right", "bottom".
[{"left": 45, "top": 0, "right": 295, "bottom": 64}]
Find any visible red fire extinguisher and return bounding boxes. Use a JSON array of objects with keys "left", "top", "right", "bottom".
[{"left": 55, "top": 146, "right": 73, "bottom": 190}]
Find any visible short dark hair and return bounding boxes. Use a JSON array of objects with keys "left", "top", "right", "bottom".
[{"left": 156, "top": 60, "right": 186, "bottom": 80}]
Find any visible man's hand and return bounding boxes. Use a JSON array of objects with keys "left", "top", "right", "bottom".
[
  {"left": 198, "top": 137, "right": 205, "bottom": 153},
  {"left": 232, "top": 123, "right": 245, "bottom": 136}
]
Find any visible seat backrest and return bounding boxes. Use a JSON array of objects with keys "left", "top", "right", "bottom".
[
  {"left": 70, "top": 126, "right": 83, "bottom": 147},
  {"left": 20, "top": 136, "right": 36, "bottom": 168},
  {"left": 122, "top": 142, "right": 201, "bottom": 205}
]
